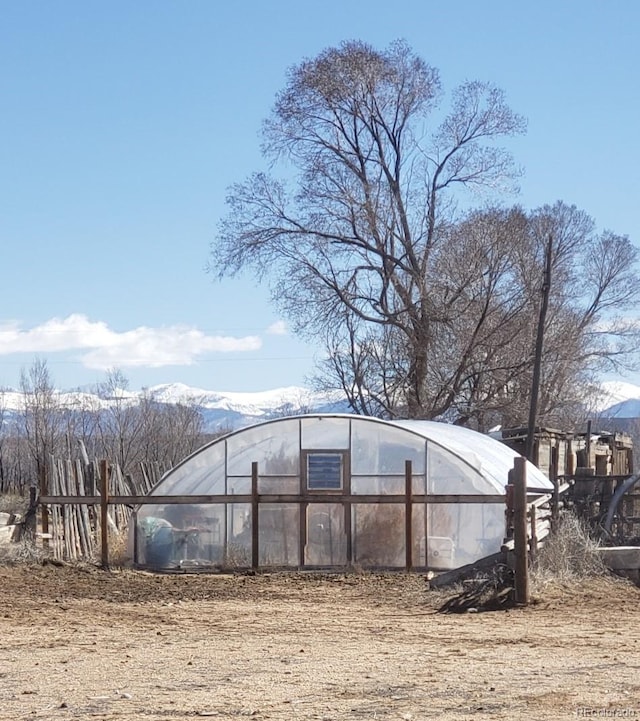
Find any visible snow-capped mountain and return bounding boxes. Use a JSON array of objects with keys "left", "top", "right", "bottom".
[
  {"left": 3, "top": 379, "right": 640, "bottom": 430},
  {"left": 147, "top": 383, "right": 349, "bottom": 430},
  {"left": 593, "top": 381, "right": 640, "bottom": 419},
  {"left": 0, "top": 383, "right": 349, "bottom": 432}
]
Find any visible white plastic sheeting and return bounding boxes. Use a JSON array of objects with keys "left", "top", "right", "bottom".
[
  {"left": 392, "top": 420, "right": 554, "bottom": 493},
  {"left": 135, "top": 414, "right": 551, "bottom": 571}
]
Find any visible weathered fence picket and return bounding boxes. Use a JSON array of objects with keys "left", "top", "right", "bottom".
[{"left": 37, "top": 458, "right": 159, "bottom": 562}]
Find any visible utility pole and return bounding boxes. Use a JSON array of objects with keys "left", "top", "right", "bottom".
[{"left": 525, "top": 234, "right": 553, "bottom": 462}]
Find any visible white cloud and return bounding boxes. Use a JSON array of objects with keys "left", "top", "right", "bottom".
[
  {"left": 0, "top": 315, "right": 262, "bottom": 370},
  {"left": 266, "top": 320, "right": 288, "bottom": 336}
]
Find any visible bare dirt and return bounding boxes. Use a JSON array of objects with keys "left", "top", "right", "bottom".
[{"left": 1, "top": 563, "right": 639, "bottom": 721}]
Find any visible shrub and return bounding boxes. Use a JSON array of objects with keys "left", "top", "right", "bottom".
[
  {"left": 531, "top": 512, "right": 607, "bottom": 586},
  {"left": 0, "top": 537, "right": 44, "bottom": 564}
]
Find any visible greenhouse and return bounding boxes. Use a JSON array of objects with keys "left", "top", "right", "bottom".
[{"left": 132, "top": 414, "right": 553, "bottom": 572}]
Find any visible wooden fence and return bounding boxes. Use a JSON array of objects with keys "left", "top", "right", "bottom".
[
  {"left": 33, "top": 454, "right": 569, "bottom": 601},
  {"left": 41, "top": 457, "right": 163, "bottom": 562},
  {"left": 428, "top": 458, "right": 568, "bottom": 601},
  {"left": 501, "top": 458, "right": 575, "bottom": 603}
]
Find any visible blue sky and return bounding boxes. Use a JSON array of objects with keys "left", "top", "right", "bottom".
[{"left": 1, "top": 0, "right": 639, "bottom": 392}]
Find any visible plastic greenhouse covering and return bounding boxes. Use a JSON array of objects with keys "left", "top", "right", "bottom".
[{"left": 133, "top": 415, "right": 553, "bottom": 572}]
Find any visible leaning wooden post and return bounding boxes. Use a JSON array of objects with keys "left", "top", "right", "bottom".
[
  {"left": 513, "top": 456, "right": 530, "bottom": 605},
  {"left": 405, "top": 460, "right": 413, "bottom": 570},
  {"left": 251, "top": 461, "right": 259, "bottom": 569},
  {"left": 100, "top": 459, "right": 110, "bottom": 570},
  {"left": 39, "top": 463, "right": 50, "bottom": 550}
]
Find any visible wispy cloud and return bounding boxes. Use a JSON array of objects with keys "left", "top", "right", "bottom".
[
  {"left": 266, "top": 320, "right": 288, "bottom": 336},
  {"left": 0, "top": 315, "right": 262, "bottom": 370}
]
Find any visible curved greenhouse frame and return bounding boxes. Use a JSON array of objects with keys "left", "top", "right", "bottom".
[{"left": 133, "top": 414, "right": 552, "bottom": 571}]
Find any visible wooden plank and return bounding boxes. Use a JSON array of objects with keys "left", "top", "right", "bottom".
[
  {"left": 100, "top": 460, "right": 109, "bottom": 570},
  {"left": 39, "top": 463, "right": 50, "bottom": 552},
  {"left": 66, "top": 459, "right": 82, "bottom": 560},
  {"left": 429, "top": 552, "right": 505, "bottom": 589},
  {"left": 299, "top": 500, "right": 307, "bottom": 568},
  {"left": 251, "top": 462, "right": 259, "bottom": 569},
  {"left": 529, "top": 504, "right": 537, "bottom": 563},
  {"left": 39, "top": 493, "right": 507, "bottom": 506},
  {"left": 60, "top": 459, "right": 73, "bottom": 560},
  {"left": 48, "top": 459, "right": 62, "bottom": 559},
  {"left": 75, "top": 458, "right": 93, "bottom": 558},
  {"left": 343, "top": 452, "right": 352, "bottom": 566},
  {"left": 405, "top": 460, "right": 412, "bottom": 570},
  {"left": 527, "top": 492, "right": 553, "bottom": 509},
  {"left": 513, "top": 457, "right": 530, "bottom": 605}
]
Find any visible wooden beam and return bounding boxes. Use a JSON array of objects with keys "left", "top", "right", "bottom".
[
  {"left": 513, "top": 457, "right": 530, "bottom": 605},
  {"left": 99, "top": 459, "right": 109, "bottom": 570},
  {"left": 39, "top": 464, "right": 49, "bottom": 551},
  {"left": 39, "top": 492, "right": 507, "bottom": 506},
  {"left": 405, "top": 460, "right": 413, "bottom": 570},
  {"left": 251, "top": 462, "right": 259, "bottom": 569},
  {"left": 299, "top": 501, "right": 307, "bottom": 568}
]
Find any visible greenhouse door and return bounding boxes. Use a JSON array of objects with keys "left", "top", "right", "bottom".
[
  {"left": 301, "top": 450, "right": 349, "bottom": 567},
  {"left": 304, "top": 503, "right": 347, "bottom": 566}
]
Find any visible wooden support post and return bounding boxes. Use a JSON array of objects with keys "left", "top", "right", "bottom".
[
  {"left": 251, "top": 461, "right": 259, "bottom": 569},
  {"left": 513, "top": 457, "right": 530, "bottom": 605},
  {"left": 299, "top": 501, "right": 307, "bottom": 569},
  {"left": 132, "top": 509, "right": 139, "bottom": 566},
  {"left": 100, "top": 459, "right": 109, "bottom": 570},
  {"left": 39, "top": 464, "right": 49, "bottom": 550},
  {"left": 529, "top": 504, "right": 537, "bottom": 565},
  {"left": 405, "top": 460, "right": 413, "bottom": 570},
  {"left": 22, "top": 486, "right": 38, "bottom": 539},
  {"left": 551, "top": 446, "right": 560, "bottom": 530},
  {"left": 344, "top": 506, "right": 352, "bottom": 566},
  {"left": 344, "top": 455, "right": 352, "bottom": 566},
  {"left": 504, "top": 469, "right": 515, "bottom": 545},
  {"left": 525, "top": 233, "right": 553, "bottom": 463}
]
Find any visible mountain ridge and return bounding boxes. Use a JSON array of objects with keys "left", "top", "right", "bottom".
[
  {"left": 0, "top": 383, "right": 349, "bottom": 432},
  {"left": 3, "top": 379, "right": 640, "bottom": 432}
]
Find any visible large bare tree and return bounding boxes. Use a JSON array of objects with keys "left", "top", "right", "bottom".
[
  {"left": 211, "top": 40, "right": 525, "bottom": 417},
  {"left": 211, "top": 40, "right": 639, "bottom": 425}
]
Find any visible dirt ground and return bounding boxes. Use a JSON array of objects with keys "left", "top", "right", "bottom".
[{"left": 1, "top": 563, "right": 639, "bottom": 721}]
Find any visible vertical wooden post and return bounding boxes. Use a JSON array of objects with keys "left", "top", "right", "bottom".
[
  {"left": 344, "top": 454, "right": 352, "bottom": 566},
  {"left": 551, "top": 446, "right": 560, "bottom": 530},
  {"left": 132, "top": 509, "right": 139, "bottom": 566},
  {"left": 39, "top": 464, "right": 49, "bottom": 550},
  {"left": 100, "top": 459, "right": 109, "bottom": 570},
  {"left": 529, "top": 504, "right": 537, "bottom": 565},
  {"left": 525, "top": 233, "right": 553, "bottom": 462},
  {"left": 504, "top": 469, "right": 515, "bottom": 545},
  {"left": 585, "top": 420, "right": 592, "bottom": 471},
  {"left": 405, "top": 460, "right": 413, "bottom": 570},
  {"left": 299, "top": 500, "right": 308, "bottom": 569},
  {"left": 251, "top": 461, "right": 259, "bottom": 569},
  {"left": 513, "top": 457, "right": 530, "bottom": 605},
  {"left": 22, "top": 486, "right": 38, "bottom": 541}
]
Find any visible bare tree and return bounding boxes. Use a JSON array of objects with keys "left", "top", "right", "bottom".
[
  {"left": 94, "top": 369, "right": 145, "bottom": 472},
  {"left": 447, "top": 202, "right": 640, "bottom": 430},
  {"left": 92, "top": 372, "right": 206, "bottom": 478},
  {"left": 211, "top": 40, "right": 526, "bottom": 419},
  {"left": 136, "top": 389, "right": 206, "bottom": 470},
  {"left": 0, "top": 388, "right": 8, "bottom": 490},
  {"left": 19, "top": 358, "right": 64, "bottom": 490}
]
